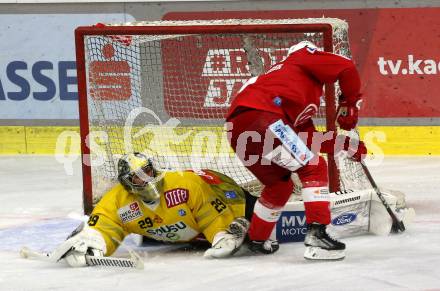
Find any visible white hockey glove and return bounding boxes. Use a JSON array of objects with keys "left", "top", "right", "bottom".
[
  {"left": 204, "top": 217, "right": 250, "bottom": 258},
  {"left": 51, "top": 222, "right": 107, "bottom": 267}
]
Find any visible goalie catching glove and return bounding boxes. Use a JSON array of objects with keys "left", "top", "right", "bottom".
[
  {"left": 51, "top": 222, "right": 106, "bottom": 267},
  {"left": 204, "top": 217, "right": 250, "bottom": 258}
]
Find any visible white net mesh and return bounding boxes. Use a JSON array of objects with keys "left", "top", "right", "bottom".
[{"left": 79, "top": 18, "right": 370, "bottom": 206}]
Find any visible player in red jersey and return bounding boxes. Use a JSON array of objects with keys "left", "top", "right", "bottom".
[{"left": 226, "top": 41, "right": 367, "bottom": 260}]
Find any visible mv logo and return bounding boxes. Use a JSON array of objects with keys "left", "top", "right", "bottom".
[{"left": 89, "top": 43, "right": 131, "bottom": 100}]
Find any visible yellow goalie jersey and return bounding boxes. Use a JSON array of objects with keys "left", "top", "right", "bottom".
[{"left": 87, "top": 169, "right": 246, "bottom": 256}]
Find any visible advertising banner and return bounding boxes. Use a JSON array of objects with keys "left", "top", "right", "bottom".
[
  {"left": 2, "top": 9, "right": 439, "bottom": 120},
  {"left": 164, "top": 8, "right": 440, "bottom": 119},
  {"left": 0, "top": 13, "right": 134, "bottom": 120}
]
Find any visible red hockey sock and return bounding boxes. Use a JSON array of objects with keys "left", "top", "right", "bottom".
[
  {"left": 301, "top": 186, "right": 331, "bottom": 225},
  {"left": 304, "top": 201, "right": 331, "bottom": 225},
  {"left": 248, "top": 213, "right": 278, "bottom": 241},
  {"left": 248, "top": 200, "right": 282, "bottom": 241}
]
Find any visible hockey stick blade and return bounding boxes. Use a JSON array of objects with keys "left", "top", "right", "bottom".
[
  {"left": 20, "top": 246, "right": 55, "bottom": 262},
  {"left": 85, "top": 255, "right": 144, "bottom": 269},
  {"left": 20, "top": 246, "right": 144, "bottom": 269},
  {"left": 360, "top": 162, "right": 405, "bottom": 233}
]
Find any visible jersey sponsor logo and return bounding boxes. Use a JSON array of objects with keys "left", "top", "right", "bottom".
[
  {"left": 130, "top": 202, "right": 139, "bottom": 211},
  {"left": 153, "top": 215, "right": 163, "bottom": 223},
  {"left": 331, "top": 212, "right": 357, "bottom": 226},
  {"left": 224, "top": 191, "right": 237, "bottom": 199},
  {"left": 178, "top": 209, "right": 186, "bottom": 216},
  {"left": 165, "top": 188, "right": 189, "bottom": 208},
  {"left": 146, "top": 221, "right": 187, "bottom": 240},
  {"left": 273, "top": 96, "right": 282, "bottom": 107},
  {"left": 118, "top": 202, "right": 143, "bottom": 223}
]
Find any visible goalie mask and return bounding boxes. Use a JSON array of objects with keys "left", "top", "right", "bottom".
[{"left": 117, "top": 152, "right": 163, "bottom": 202}]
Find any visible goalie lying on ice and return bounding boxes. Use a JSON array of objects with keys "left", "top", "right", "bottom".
[
  {"left": 53, "top": 152, "right": 254, "bottom": 267},
  {"left": 51, "top": 153, "right": 415, "bottom": 267}
]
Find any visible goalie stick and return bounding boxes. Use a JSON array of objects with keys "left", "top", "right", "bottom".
[
  {"left": 360, "top": 162, "right": 406, "bottom": 233},
  {"left": 19, "top": 246, "right": 144, "bottom": 269}
]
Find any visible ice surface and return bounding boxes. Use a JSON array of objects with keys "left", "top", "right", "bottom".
[{"left": 0, "top": 156, "right": 439, "bottom": 291}]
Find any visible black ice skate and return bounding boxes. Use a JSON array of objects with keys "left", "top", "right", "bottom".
[
  {"left": 304, "top": 223, "right": 345, "bottom": 260},
  {"left": 248, "top": 239, "right": 280, "bottom": 254}
]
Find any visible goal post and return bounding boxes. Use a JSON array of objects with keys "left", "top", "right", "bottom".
[{"left": 75, "top": 18, "right": 368, "bottom": 215}]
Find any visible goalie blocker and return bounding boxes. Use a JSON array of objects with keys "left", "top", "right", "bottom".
[{"left": 269, "top": 188, "right": 415, "bottom": 243}]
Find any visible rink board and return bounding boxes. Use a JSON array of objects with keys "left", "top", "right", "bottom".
[
  {"left": 0, "top": 125, "right": 439, "bottom": 155},
  {"left": 272, "top": 189, "right": 378, "bottom": 242}
]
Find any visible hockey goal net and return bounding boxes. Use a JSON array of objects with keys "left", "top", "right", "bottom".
[{"left": 75, "top": 18, "right": 371, "bottom": 214}]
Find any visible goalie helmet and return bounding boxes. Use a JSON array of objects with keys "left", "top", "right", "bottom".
[
  {"left": 287, "top": 40, "right": 318, "bottom": 55},
  {"left": 117, "top": 152, "right": 163, "bottom": 202}
]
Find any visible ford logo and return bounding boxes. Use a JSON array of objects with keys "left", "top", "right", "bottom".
[{"left": 331, "top": 213, "right": 357, "bottom": 226}]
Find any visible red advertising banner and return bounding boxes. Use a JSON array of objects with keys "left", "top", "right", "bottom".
[
  {"left": 163, "top": 8, "right": 440, "bottom": 118},
  {"left": 162, "top": 34, "right": 293, "bottom": 118},
  {"left": 89, "top": 43, "right": 132, "bottom": 101}
]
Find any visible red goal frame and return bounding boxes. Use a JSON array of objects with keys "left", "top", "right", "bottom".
[{"left": 75, "top": 23, "right": 339, "bottom": 215}]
